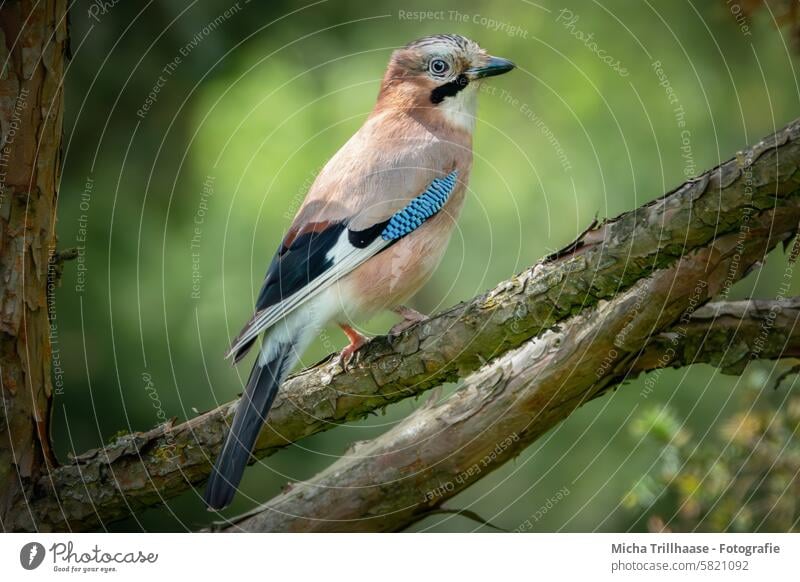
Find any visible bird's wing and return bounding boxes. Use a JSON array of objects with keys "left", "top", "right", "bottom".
[{"left": 226, "top": 170, "right": 459, "bottom": 361}]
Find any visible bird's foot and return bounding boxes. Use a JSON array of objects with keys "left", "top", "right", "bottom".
[
  {"left": 338, "top": 323, "right": 370, "bottom": 368},
  {"left": 389, "top": 305, "right": 428, "bottom": 335}
]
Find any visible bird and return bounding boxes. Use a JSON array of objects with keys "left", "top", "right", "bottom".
[{"left": 204, "top": 34, "right": 515, "bottom": 510}]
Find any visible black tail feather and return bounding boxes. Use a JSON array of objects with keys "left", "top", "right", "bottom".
[{"left": 204, "top": 343, "right": 292, "bottom": 510}]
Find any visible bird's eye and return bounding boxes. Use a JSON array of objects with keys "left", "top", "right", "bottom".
[{"left": 429, "top": 58, "right": 450, "bottom": 76}]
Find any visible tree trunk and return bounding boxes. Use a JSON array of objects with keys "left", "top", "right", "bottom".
[{"left": 0, "top": 0, "right": 67, "bottom": 531}]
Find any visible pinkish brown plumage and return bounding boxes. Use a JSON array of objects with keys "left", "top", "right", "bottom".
[{"left": 206, "top": 35, "right": 514, "bottom": 510}]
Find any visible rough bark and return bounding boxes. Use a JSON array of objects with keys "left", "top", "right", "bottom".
[
  {"left": 14, "top": 117, "right": 800, "bottom": 532},
  {"left": 224, "top": 217, "right": 800, "bottom": 532},
  {"left": 0, "top": 0, "right": 67, "bottom": 531},
  {"left": 632, "top": 298, "right": 800, "bottom": 376}
]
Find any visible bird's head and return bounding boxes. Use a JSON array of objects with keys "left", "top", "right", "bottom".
[{"left": 376, "top": 34, "right": 515, "bottom": 132}]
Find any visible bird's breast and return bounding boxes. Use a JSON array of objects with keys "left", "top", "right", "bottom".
[{"left": 340, "top": 182, "right": 468, "bottom": 317}]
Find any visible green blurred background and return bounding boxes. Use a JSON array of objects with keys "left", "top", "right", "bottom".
[{"left": 53, "top": 0, "right": 799, "bottom": 531}]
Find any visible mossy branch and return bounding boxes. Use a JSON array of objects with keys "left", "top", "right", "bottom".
[{"left": 225, "top": 258, "right": 800, "bottom": 532}]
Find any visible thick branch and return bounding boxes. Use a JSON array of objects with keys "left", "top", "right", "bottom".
[
  {"left": 21, "top": 118, "right": 800, "bottom": 532},
  {"left": 225, "top": 223, "right": 800, "bottom": 532}
]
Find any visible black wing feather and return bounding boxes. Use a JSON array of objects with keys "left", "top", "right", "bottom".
[
  {"left": 230, "top": 220, "right": 388, "bottom": 362},
  {"left": 255, "top": 223, "right": 347, "bottom": 312}
]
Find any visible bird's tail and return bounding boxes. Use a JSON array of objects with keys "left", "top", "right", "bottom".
[{"left": 204, "top": 339, "right": 295, "bottom": 510}]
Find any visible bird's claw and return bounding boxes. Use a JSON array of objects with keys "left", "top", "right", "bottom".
[
  {"left": 339, "top": 342, "right": 360, "bottom": 369},
  {"left": 390, "top": 305, "right": 428, "bottom": 335},
  {"left": 338, "top": 324, "right": 370, "bottom": 369}
]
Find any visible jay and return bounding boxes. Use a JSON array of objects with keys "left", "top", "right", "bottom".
[{"left": 205, "top": 34, "right": 515, "bottom": 510}]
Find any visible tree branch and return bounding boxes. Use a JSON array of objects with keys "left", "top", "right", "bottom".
[
  {"left": 224, "top": 235, "right": 800, "bottom": 532},
  {"left": 17, "top": 117, "right": 800, "bottom": 532},
  {"left": 632, "top": 297, "right": 800, "bottom": 377}
]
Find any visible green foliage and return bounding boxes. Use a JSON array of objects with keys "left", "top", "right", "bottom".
[{"left": 624, "top": 379, "right": 800, "bottom": 532}]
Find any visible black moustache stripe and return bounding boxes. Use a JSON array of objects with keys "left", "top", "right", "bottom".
[{"left": 430, "top": 74, "right": 469, "bottom": 104}]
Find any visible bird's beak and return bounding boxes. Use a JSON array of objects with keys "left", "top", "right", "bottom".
[{"left": 467, "top": 56, "right": 516, "bottom": 80}]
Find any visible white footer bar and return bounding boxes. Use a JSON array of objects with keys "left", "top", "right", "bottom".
[{"left": 1, "top": 533, "right": 796, "bottom": 580}]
